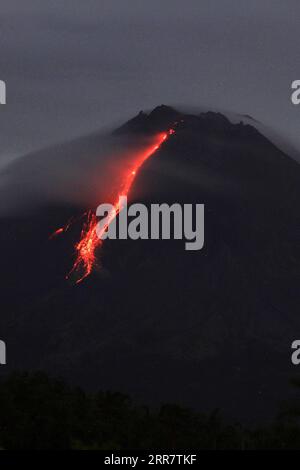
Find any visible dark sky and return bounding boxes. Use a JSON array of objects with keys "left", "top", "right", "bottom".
[{"left": 1, "top": 0, "right": 300, "bottom": 162}]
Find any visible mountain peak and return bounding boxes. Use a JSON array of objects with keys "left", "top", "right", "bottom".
[{"left": 115, "top": 105, "right": 181, "bottom": 135}]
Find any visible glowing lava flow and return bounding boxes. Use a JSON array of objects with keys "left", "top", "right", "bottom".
[{"left": 53, "top": 128, "right": 175, "bottom": 284}]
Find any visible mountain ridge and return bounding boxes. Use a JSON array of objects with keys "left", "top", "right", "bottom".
[{"left": 0, "top": 105, "right": 299, "bottom": 423}]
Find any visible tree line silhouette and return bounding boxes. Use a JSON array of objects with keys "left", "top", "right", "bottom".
[{"left": 0, "top": 372, "right": 299, "bottom": 450}]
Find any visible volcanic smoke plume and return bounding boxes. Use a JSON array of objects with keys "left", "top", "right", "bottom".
[
  {"left": 0, "top": 111, "right": 177, "bottom": 284},
  {"left": 52, "top": 129, "right": 175, "bottom": 284},
  {"left": 0, "top": 128, "right": 169, "bottom": 214}
]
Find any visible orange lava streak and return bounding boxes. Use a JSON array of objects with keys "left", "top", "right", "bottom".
[
  {"left": 54, "top": 128, "right": 175, "bottom": 284},
  {"left": 49, "top": 227, "right": 64, "bottom": 239},
  {"left": 67, "top": 211, "right": 100, "bottom": 283}
]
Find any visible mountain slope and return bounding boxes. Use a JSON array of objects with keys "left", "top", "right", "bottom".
[{"left": 0, "top": 105, "right": 299, "bottom": 422}]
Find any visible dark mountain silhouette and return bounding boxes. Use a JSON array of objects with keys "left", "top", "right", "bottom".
[{"left": 0, "top": 105, "right": 299, "bottom": 423}]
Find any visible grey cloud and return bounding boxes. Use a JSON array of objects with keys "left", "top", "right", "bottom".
[{"left": 0, "top": 0, "right": 300, "bottom": 161}]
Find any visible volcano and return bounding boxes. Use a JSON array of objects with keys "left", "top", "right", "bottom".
[{"left": 0, "top": 105, "right": 299, "bottom": 423}]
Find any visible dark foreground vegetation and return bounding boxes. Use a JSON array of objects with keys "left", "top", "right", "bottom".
[{"left": 0, "top": 372, "right": 300, "bottom": 450}]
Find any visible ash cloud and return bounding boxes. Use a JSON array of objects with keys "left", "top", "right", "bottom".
[
  {"left": 0, "top": 127, "right": 159, "bottom": 215},
  {"left": 1, "top": 0, "right": 300, "bottom": 163}
]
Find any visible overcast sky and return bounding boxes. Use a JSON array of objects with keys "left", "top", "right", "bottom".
[{"left": 1, "top": 0, "right": 300, "bottom": 161}]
